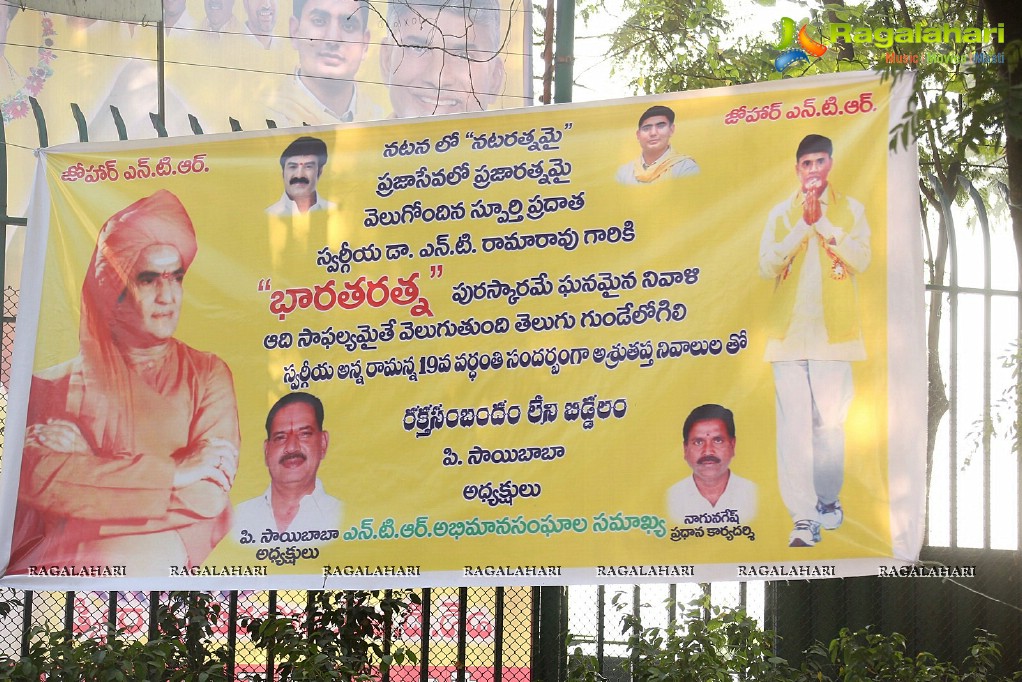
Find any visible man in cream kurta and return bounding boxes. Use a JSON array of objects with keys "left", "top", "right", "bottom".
[
  {"left": 264, "top": 0, "right": 382, "bottom": 127},
  {"left": 265, "top": 72, "right": 381, "bottom": 127},
  {"left": 616, "top": 105, "right": 700, "bottom": 184},
  {"left": 759, "top": 134, "right": 871, "bottom": 548}
]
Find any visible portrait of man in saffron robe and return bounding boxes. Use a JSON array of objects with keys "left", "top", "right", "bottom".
[{"left": 8, "top": 190, "right": 241, "bottom": 576}]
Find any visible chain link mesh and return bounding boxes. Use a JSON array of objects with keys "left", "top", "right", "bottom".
[{"left": 0, "top": 587, "right": 537, "bottom": 679}]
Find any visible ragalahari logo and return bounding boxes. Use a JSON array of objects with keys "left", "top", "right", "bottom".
[{"left": 774, "top": 17, "right": 828, "bottom": 72}]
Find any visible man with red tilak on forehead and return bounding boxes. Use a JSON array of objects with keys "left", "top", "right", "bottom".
[
  {"left": 8, "top": 190, "right": 240, "bottom": 575},
  {"left": 759, "top": 134, "right": 871, "bottom": 549},
  {"left": 233, "top": 391, "right": 342, "bottom": 542}
]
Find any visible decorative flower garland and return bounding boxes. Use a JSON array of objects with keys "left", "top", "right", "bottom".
[{"left": 1, "top": 14, "right": 58, "bottom": 124}]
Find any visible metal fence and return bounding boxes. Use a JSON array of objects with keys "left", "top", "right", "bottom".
[
  {"left": 2, "top": 96, "right": 1022, "bottom": 678},
  {"left": 3, "top": 587, "right": 536, "bottom": 681}
]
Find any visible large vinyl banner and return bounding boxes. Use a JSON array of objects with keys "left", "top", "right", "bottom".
[{"left": 0, "top": 71, "right": 924, "bottom": 589}]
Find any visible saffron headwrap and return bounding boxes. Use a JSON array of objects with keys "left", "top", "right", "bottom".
[{"left": 72, "top": 190, "right": 198, "bottom": 454}]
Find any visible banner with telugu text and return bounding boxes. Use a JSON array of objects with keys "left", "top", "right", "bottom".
[{"left": 0, "top": 70, "right": 925, "bottom": 589}]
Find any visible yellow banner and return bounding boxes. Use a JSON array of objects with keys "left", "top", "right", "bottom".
[
  {"left": 0, "top": 71, "right": 925, "bottom": 589},
  {"left": 1, "top": 0, "right": 532, "bottom": 229}
]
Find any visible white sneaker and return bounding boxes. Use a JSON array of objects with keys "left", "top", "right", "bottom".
[
  {"left": 789, "top": 520, "right": 821, "bottom": 547},
  {"left": 816, "top": 500, "right": 844, "bottom": 530}
]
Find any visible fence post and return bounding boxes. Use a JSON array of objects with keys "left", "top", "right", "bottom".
[
  {"left": 457, "top": 587, "right": 468, "bottom": 682},
  {"left": 63, "top": 591, "right": 75, "bottom": 633},
  {"left": 227, "top": 591, "right": 238, "bottom": 682},
  {"left": 419, "top": 587, "right": 432, "bottom": 682},
  {"left": 20, "top": 591, "right": 32, "bottom": 657},
  {"left": 536, "top": 586, "right": 565, "bottom": 682},
  {"left": 493, "top": 587, "right": 504, "bottom": 682}
]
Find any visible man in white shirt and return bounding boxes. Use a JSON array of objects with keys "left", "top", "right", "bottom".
[
  {"left": 666, "top": 404, "right": 756, "bottom": 525},
  {"left": 234, "top": 392, "right": 342, "bottom": 539},
  {"left": 266, "top": 136, "right": 337, "bottom": 216},
  {"left": 759, "top": 134, "right": 871, "bottom": 548}
]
